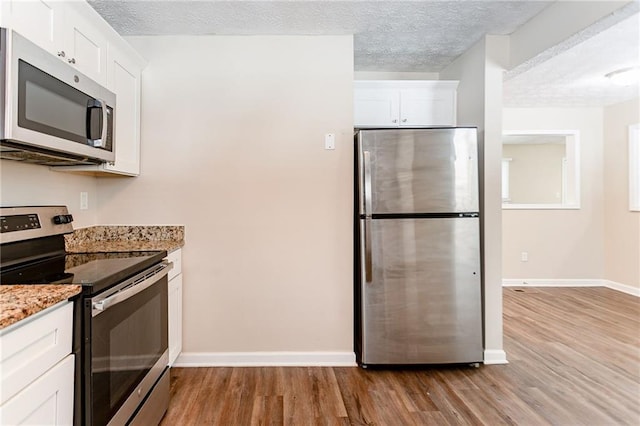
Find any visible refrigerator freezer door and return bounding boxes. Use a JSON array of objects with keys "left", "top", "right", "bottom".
[
  {"left": 360, "top": 217, "right": 483, "bottom": 365},
  {"left": 358, "top": 128, "right": 479, "bottom": 215}
]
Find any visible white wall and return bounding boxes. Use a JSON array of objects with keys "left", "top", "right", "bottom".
[
  {"left": 96, "top": 35, "right": 354, "bottom": 357},
  {"left": 0, "top": 161, "right": 98, "bottom": 227},
  {"left": 502, "top": 108, "right": 605, "bottom": 280},
  {"left": 441, "top": 35, "right": 509, "bottom": 364},
  {"left": 604, "top": 98, "right": 640, "bottom": 290}
]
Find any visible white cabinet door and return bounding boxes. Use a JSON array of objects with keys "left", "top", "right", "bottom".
[
  {"left": 63, "top": 6, "right": 108, "bottom": 85},
  {"left": 0, "top": 302, "right": 73, "bottom": 405},
  {"left": 168, "top": 274, "right": 183, "bottom": 366},
  {"left": 167, "top": 249, "right": 183, "bottom": 366},
  {"left": 354, "top": 81, "right": 458, "bottom": 128},
  {"left": 0, "top": 302, "right": 74, "bottom": 426},
  {"left": 2, "top": 0, "right": 66, "bottom": 56},
  {"left": 103, "top": 45, "right": 142, "bottom": 176},
  {"left": 399, "top": 89, "right": 456, "bottom": 127},
  {"left": 354, "top": 89, "right": 399, "bottom": 127},
  {"left": 5, "top": 1, "right": 108, "bottom": 85},
  {"left": 53, "top": 44, "right": 143, "bottom": 176},
  {"left": 0, "top": 355, "right": 74, "bottom": 426}
]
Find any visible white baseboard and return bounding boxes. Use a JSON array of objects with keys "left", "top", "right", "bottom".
[
  {"left": 602, "top": 280, "right": 640, "bottom": 297},
  {"left": 176, "top": 350, "right": 510, "bottom": 367},
  {"left": 502, "top": 278, "right": 602, "bottom": 287},
  {"left": 173, "top": 351, "right": 357, "bottom": 367},
  {"left": 483, "top": 349, "right": 508, "bottom": 365},
  {"left": 502, "top": 278, "right": 639, "bottom": 297}
]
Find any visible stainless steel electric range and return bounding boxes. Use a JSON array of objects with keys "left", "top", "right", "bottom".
[{"left": 0, "top": 206, "right": 171, "bottom": 426}]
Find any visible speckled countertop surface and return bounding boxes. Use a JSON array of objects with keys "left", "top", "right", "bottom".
[
  {"left": 1, "top": 225, "right": 184, "bottom": 330},
  {"left": 65, "top": 225, "right": 185, "bottom": 253},
  {"left": 0, "top": 285, "right": 82, "bottom": 330}
]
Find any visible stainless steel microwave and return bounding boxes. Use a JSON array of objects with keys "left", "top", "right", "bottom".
[{"left": 0, "top": 28, "right": 116, "bottom": 166}]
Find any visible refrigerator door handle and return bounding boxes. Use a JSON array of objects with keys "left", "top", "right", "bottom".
[
  {"left": 362, "top": 150, "right": 373, "bottom": 282},
  {"left": 362, "top": 218, "right": 373, "bottom": 283},
  {"left": 363, "top": 151, "right": 373, "bottom": 216}
]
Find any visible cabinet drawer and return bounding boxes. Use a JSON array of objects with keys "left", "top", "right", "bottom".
[
  {"left": 0, "top": 355, "right": 74, "bottom": 425},
  {"left": 0, "top": 302, "right": 73, "bottom": 405},
  {"left": 166, "top": 249, "right": 182, "bottom": 280}
]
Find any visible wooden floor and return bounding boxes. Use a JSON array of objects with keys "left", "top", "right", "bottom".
[{"left": 160, "top": 287, "right": 640, "bottom": 425}]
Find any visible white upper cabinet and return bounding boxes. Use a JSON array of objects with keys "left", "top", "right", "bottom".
[
  {"left": 62, "top": 5, "right": 108, "bottom": 85},
  {"left": 57, "top": 4, "right": 146, "bottom": 177},
  {"left": 1, "top": 0, "right": 108, "bottom": 85},
  {"left": 354, "top": 88, "right": 399, "bottom": 126},
  {"left": 2, "top": 0, "right": 147, "bottom": 176},
  {"left": 354, "top": 80, "right": 458, "bottom": 128},
  {"left": 0, "top": 0, "right": 65, "bottom": 55},
  {"left": 102, "top": 46, "right": 142, "bottom": 175},
  {"left": 63, "top": 44, "right": 142, "bottom": 176}
]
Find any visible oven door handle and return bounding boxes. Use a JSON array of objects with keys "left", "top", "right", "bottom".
[{"left": 91, "top": 261, "right": 172, "bottom": 317}]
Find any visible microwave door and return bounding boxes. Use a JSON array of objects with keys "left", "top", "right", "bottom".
[
  {"left": 19, "top": 60, "right": 93, "bottom": 146},
  {"left": 1, "top": 29, "right": 115, "bottom": 163}
]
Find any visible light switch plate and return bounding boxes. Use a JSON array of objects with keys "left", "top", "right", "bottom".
[
  {"left": 325, "top": 133, "right": 335, "bottom": 150},
  {"left": 80, "top": 192, "right": 88, "bottom": 210}
]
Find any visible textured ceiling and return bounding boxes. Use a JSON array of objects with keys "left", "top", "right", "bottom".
[
  {"left": 504, "top": 10, "right": 640, "bottom": 107},
  {"left": 87, "top": 0, "right": 640, "bottom": 107},
  {"left": 88, "top": 0, "right": 551, "bottom": 72}
]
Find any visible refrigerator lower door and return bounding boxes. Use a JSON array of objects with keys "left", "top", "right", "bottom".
[{"left": 360, "top": 217, "right": 483, "bottom": 365}]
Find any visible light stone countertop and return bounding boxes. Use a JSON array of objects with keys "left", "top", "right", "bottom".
[
  {"left": 0, "top": 285, "right": 82, "bottom": 330},
  {"left": 65, "top": 225, "right": 184, "bottom": 253},
  {"left": 1, "top": 225, "right": 184, "bottom": 329},
  {"left": 66, "top": 239, "right": 183, "bottom": 253}
]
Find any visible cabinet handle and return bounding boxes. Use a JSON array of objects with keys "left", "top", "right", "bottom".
[
  {"left": 57, "top": 51, "right": 66, "bottom": 58},
  {"left": 391, "top": 119, "right": 398, "bottom": 123},
  {"left": 402, "top": 118, "right": 407, "bottom": 123},
  {"left": 68, "top": 58, "right": 76, "bottom": 64}
]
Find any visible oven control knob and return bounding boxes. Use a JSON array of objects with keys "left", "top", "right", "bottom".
[{"left": 53, "top": 214, "right": 74, "bottom": 224}]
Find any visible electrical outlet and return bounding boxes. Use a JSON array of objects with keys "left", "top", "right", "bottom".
[
  {"left": 80, "top": 192, "right": 89, "bottom": 210},
  {"left": 521, "top": 251, "right": 528, "bottom": 262}
]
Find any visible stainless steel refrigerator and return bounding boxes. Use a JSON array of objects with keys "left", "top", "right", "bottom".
[{"left": 354, "top": 127, "right": 483, "bottom": 366}]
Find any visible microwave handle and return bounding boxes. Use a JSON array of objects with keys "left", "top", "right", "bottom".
[{"left": 87, "top": 99, "right": 108, "bottom": 148}]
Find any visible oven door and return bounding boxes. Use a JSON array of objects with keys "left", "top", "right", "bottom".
[{"left": 87, "top": 262, "right": 170, "bottom": 426}]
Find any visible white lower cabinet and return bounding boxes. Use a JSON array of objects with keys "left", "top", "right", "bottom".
[
  {"left": 0, "top": 355, "right": 74, "bottom": 426},
  {"left": 167, "top": 249, "right": 183, "bottom": 366},
  {"left": 0, "top": 301, "right": 74, "bottom": 425}
]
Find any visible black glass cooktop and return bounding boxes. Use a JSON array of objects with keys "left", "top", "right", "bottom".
[{"left": 0, "top": 251, "right": 167, "bottom": 295}]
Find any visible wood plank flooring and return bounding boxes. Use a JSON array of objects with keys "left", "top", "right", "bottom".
[{"left": 160, "top": 287, "right": 640, "bottom": 425}]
